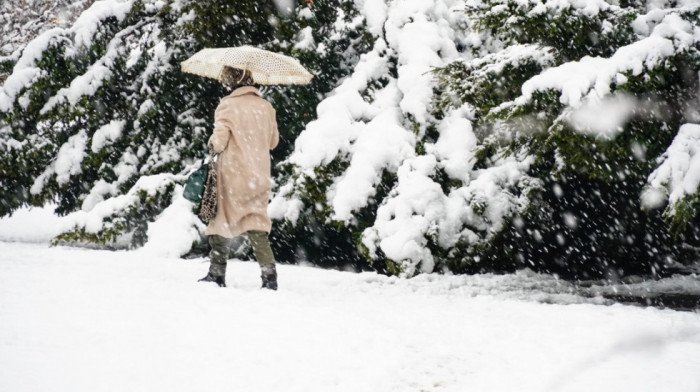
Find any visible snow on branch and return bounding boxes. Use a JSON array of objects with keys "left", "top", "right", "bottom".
[
  {"left": 644, "top": 123, "right": 700, "bottom": 213},
  {"left": 273, "top": 0, "right": 469, "bottom": 225},
  {"left": 511, "top": 11, "right": 698, "bottom": 109},
  {"left": 40, "top": 16, "right": 154, "bottom": 114},
  {"left": 0, "top": 0, "right": 134, "bottom": 112}
]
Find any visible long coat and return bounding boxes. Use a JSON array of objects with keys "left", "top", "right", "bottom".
[{"left": 205, "top": 86, "right": 279, "bottom": 238}]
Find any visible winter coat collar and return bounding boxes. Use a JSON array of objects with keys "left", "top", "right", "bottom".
[{"left": 228, "top": 86, "right": 261, "bottom": 98}]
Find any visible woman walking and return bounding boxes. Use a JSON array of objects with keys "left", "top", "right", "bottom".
[{"left": 199, "top": 67, "right": 279, "bottom": 290}]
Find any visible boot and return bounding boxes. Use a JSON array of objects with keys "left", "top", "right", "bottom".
[
  {"left": 198, "top": 273, "right": 226, "bottom": 287},
  {"left": 261, "top": 265, "right": 277, "bottom": 290}
]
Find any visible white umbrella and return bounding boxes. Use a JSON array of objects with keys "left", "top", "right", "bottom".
[{"left": 181, "top": 46, "right": 313, "bottom": 85}]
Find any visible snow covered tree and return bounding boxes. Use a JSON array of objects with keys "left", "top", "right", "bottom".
[
  {"left": 434, "top": 0, "right": 700, "bottom": 279},
  {"left": 4, "top": 0, "right": 698, "bottom": 279},
  {"left": 272, "top": 0, "right": 699, "bottom": 279},
  {"left": 270, "top": 0, "right": 536, "bottom": 276},
  {"left": 0, "top": 0, "right": 94, "bottom": 58},
  {"left": 0, "top": 0, "right": 370, "bottom": 256}
]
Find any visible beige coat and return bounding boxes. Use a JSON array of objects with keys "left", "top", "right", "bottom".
[{"left": 205, "top": 86, "right": 279, "bottom": 238}]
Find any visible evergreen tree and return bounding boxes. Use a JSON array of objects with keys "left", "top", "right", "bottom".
[
  {"left": 273, "top": 0, "right": 699, "bottom": 279},
  {"left": 0, "top": 0, "right": 370, "bottom": 256},
  {"left": 270, "top": 0, "right": 530, "bottom": 277},
  {"left": 4, "top": 0, "right": 698, "bottom": 279},
  {"left": 0, "top": 0, "right": 94, "bottom": 59},
  {"left": 434, "top": 0, "right": 700, "bottom": 279}
]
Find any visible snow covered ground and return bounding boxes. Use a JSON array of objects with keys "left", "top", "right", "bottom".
[{"left": 1, "top": 238, "right": 700, "bottom": 392}]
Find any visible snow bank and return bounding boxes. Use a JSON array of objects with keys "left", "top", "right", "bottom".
[
  {"left": 139, "top": 186, "right": 205, "bottom": 259},
  {"left": 1, "top": 182, "right": 203, "bottom": 257},
  {"left": 0, "top": 205, "right": 68, "bottom": 243}
]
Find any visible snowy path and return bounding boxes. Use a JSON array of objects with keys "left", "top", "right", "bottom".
[{"left": 1, "top": 242, "right": 699, "bottom": 392}]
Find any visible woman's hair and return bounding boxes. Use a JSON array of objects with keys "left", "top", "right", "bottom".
[{"left": 221, "top": 67, "right": 255, "bottom": 89}]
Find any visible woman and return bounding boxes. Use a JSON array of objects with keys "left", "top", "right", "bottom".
[{"left": 199, "top": 67, "right": 279, "bottom": 290}]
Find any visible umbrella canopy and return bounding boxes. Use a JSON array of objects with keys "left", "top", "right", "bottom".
[{"left": 181, "top": 46, "right": 313, "bottom": 85}]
